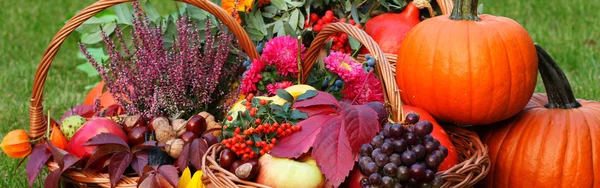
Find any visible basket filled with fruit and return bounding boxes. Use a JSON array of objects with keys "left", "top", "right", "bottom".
[
  {"left": 199, "top": 21, "right": 490, "bottom": 187},
  {"left": 6, "top": 0, "right": 261, "bottom": 187}
]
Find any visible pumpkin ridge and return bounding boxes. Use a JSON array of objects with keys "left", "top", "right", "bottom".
[
  {"left": 488, "top": 115, "right": 521, "bottom": 186},
  {"left": 509, "top": 110, "right": 543, "bottom": 186},
  {"left": 573, "top": 107, "right": 594, "bottom": 185},
  {"left": 530, "top": 110, "right": 553, "bottom": 185},
  {"left": 479, "top": 22, "right": 495, "bottom": 123},
  {"left": 503, "top": 112, "right": 536, "bottom": 185},
  {"left": 466, "top": 22, "right": 473, "bottom": 123},
  {"left": 411, "top": 22, "right": 432, "bottom": 112},
  {"left": 431, "top": 19, "right": 451, "bottom": 121},
  {"left": 488, "top": 23, "right": 514, "bottom": 122},
  {"left": 576, "top": 107, "right": 599, "bottom": 185}
]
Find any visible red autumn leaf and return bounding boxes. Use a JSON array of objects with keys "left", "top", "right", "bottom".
[
  {"left": 155, "top": 174, "right": 175, "bottom": 188},
  {"left": 270, "top": 115, "right": 331, "bottom": 158},
  {"left": 293, "top": 91, "right": 340, "bottom": 109},
  {"left": 47, "top": 141, "right": 81, "bottom": 172},
  {"left": 158, "top": 165, "right": 179, "bottom": 187},
  {"left": 26, "top": 144, "right": 51, "bottom": 187},
  {"left": 84, "top": 133, "right": 129, "bottom": 148},
  {"left": 61, "top": 104, "right": 95, "bottom": 121},
  {"left": 103, "top": 104, "right": 125, "bottom": 117},
  {"left": 190, "top": 138, "right": 208, "bottom": 170},
  {"left": 85, "top": 144, "right": 129, "bottom": 170},
  {"left": 131, "top": 152, "right": 149, "bottom": 176},
  {"left": 138, "top": 174, "right": 156, "bottom": 188},
  {"left": 311, "top": 115, "right": 354, "bottom": 187},
  {"left": 177, "top": 144, "right": 191, "bottom": 172},
  {"left": 341, "top": 103, "right": 380, "bottom": 158},
  {"left": 364, "top": 102, "right": 388, "bottom": 125},
  {"left": 108, "top": 151, "right": 133, "bottom": 188},
  {"left": 295, "top": 105, "right": 339, "bottom": 117},
  {"left": 44, "top": 169, "right": 62, "bottom": 188},
  {"left": 132, "top": 141, "right": 158, "bottom": 152}
]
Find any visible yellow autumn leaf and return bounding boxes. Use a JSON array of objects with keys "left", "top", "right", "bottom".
[
  {"left": 178, "top": 167, "right": 192, "bottom": 188},
  {"left": 185, "top": 170, "right": 205, "bottom": 188}
]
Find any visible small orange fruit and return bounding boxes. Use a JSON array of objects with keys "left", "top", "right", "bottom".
[{"left": 1, "top": 129, "right": 32, "bottom": 158}]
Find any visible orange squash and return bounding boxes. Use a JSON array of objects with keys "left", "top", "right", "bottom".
[
  {"left": 478, "top": 45, "right": 600, "bottom": 187},
  {"left": 395, "top": 0, "right": 538, "bottom": 125},
  {"left": 363, "top": 2, "right": 422, "bottom": 54},
  {"left": 0, "top": 129, "right": 32, "bottom": 158}
]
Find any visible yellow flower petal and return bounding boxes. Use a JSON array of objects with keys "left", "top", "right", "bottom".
[
  {"left": 186, "top": 170, "right": 204, "bottom": 188},
  {"left": 178, "top": 167, "right": 192, "bottom": 188}
]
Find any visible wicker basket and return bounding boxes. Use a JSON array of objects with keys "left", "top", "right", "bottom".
[
  {"left": 30, "top": 0, "right": 258, "bottom": 187},
  {"left": 202, "top": 22, "right": 490, "bottom": 188}
]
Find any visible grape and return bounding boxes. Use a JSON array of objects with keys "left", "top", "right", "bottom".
[
  {"left": 412, "top": 145, "right": 426, "bottom": 159},
  {"left": 382, "top": 123, "right": 392, "bottom": 137},
  {"left": 334, "top": 79, "right": 343, "bottom": 86},
  {"left": 369, "top": 173, "right": 382, "bottom": 186},
  {"left": 393, "top": 139, "right": 408, "bottom": 153},
  {"left": 432, "top": 150, "right": 445, "bottom": 164},
  {"left": 381, "top": 176, "right": 394, "bottom": 188},
  {"left": 389, "top": 124, "right": 404, "bottom": 138},
  {"left": 423, "top": 135, "right": 434, "bottom": 141},
  {"left": 401, "top": 150, "right": 417, "bottom": 166},
  {"left": 372, "top": 148, "right": 382, "bottom": 157},
  {"left": 432, "top": 139, "right": 441, "bottom": 147},
  {"left": 404, "top": 133, "right": 418, "bottom": 145},
  {"left": 394, "top": 184, "right": 403, "bottom": 188},
  {"left": 414, "top": 121, "right": 433, "bottom": 137},
  {"left": 431, "top": 176, "right": 442, "bottom": 187},
  {"left": 397, "top": 166, "right": 410, "bottom": 181},
  {"left": 424, "top": 169, "right": 435, "bottom": 182},
  {"left": 384, "top": 138, "right": 393, "bottom": 145},
  {"left": 423, "top": 141, "right": 437, "bottom": 154},
  {"left": 438, "top": 146, "right": 448, "bottom": 157},
  {"left": 383, "top": 163, "right": 398, "bottom": 176},
  {"left": 425, "top": 154, "right": 440, "bottom": 170},
  {"left": 360, "top": 144, "right": 374, "bottom": 156},
  {"left": 409, "top": 164, "right": 426, "bottom": 181},
  {"left": 359, "top": 156, "right": 373, "bottom": 170},
  {"left": 381, "top": 142, "right": 393, "bottom": 155},
  {"left": 389, "top": 153, "right": 402, "bottom": 166},
  {"left": 371, "top": 135, "right": 385, "bottom": 148},
  {"left": 375, "top": 153, "right": 389, "bottom": 167},
  {"left": 364, "top": 162, "right": 378, "bottom": 176},
  {"left": 367, "top": 59, "right": 376, "bottom": 67},
  {"left": 405, "top": 113, "right": 420, "bottom": 124},
  {"left": 360, "top": 178, "right": 370, "bottom": 188},
  {"left": 420, "top": 182, "right": 432, "bottom": 188},
  {"left": 407, "top": 178, "right": 419, "bottom": 186}
]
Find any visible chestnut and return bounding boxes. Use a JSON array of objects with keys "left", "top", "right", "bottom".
[
  {"left": 219, "top": 149, "right": 238, "bottom": 170},
  {"left": 230, "top": 159, "right": 259, "bottom": 180},
  {"left": 202, "top": 134, "right": 218, "bottom": 147},
  {"left": 123, "top": 114, "right": 146, "bottom": 133},
  {"left": 186, "top": 115, "right": 207, "bottom": 136},
  {"left": 127, "top": 126, "right": 149, "bottom": 146},
  {"left": 179, "top": 131, "right": 197, "bottom": 143},
  {"left": 150, "top": 116, "right": 170, "bottom": 131}
]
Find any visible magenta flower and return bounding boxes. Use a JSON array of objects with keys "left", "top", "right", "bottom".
[
  {"left": 266, "top": 81, "right": 294, "bottom": 96},
  {"left": 261, "top": 36, "right": 305, "bottom": 77},
  {"left": 324, "top": 51, "right": 363, "bottom": 82},
  {"left": 241, "top": 59, "right": 266, "bottom": 94},
  {"left": 342, "top": 73, "right": 384, "bottom": 104}
]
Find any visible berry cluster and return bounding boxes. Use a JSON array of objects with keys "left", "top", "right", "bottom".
[
  {"left": 321, "top": 75, "right": 343, "bottom": 92},
  {"left": 222, "top": 94, "right": 302, "bottom": 160},
  {"left": 363, "top": 54, "right": 376, "bottom": 73},
  {"left": 242, "top": 43, "right": 264, "bottom": 71},
  {"left": 304, "top": 11, "right": 362, "bottom": 54},
  {"left": 358, "top": 113, "right": 447, "bottom": 187}
]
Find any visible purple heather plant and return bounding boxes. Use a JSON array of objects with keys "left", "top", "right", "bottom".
[{"left": 80, "top": 1, "right": 242, "bottom": 119}]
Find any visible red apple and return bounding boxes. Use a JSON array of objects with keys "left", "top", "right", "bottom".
[
  {"left": 67, "top": 117, "right": 128, "bottom": 159},
  {"left": 256, "top": 154, "right": 326, "bottom": 188}
]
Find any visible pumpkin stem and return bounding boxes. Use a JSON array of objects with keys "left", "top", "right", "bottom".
[
  {"left": 536, "top": 44, "right": 581, "bottom": 109},
  {"left": 449, "top": 0, "right": 480, "bottom": 21}
]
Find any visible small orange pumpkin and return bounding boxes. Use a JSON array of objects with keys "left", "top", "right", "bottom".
[
  {"left": 396, "top": 0, "right": 538, "bottom": 125},
  {"left": 0, "top": 129, "right": 32, "bottom": 158},
  {"left": 50, "top": 124, "right": 68, "bottom": 150},
  {"left": 478, "top": 45, "right": 600, "bottom": 187}
]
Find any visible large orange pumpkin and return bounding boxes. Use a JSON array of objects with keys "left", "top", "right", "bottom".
[
  {"left": 478, "top": 45, "right": 600, "bottom": 187},
  {"left": 395, "top": 0, "right": 538, "bottom": 125}
]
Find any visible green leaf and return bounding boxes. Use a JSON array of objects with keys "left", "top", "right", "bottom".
[
  {"left": 143, "top": 0, "right": 161, "bottom": 22},
  {"left": 296, "top": 90, "right": 318, "bottom": 101},
  {"left": 270, "top": 104, "right": 283, "bottom": 111},
  {"left": 77, "top": 63, "right": 99, "bottom": 77},
  {"left": 348, "top": 36, "right": 361, "bottom": 50},
  {"left": 477, "top": 3, "right": 484, "bottom": 14},
  {"left": 187, "top": 5, "right": 207, "bottom": 20},
  {"left": 271, "top": 0, "right": 288, "bottom": 11},
  {"left": 274, "top": 20, "right": 285, "bottom": 37},
  {"left": 276, "top": 89, "right": 294, "bottom": 102},
  {"left": 290, "top": 110, "right": 308, "bottom": 120},
  {"left": 289, "top": 9, "right": 300, "bottom": 30},
  {"left": 350, "top": 2, "right": 360, "bottom": 24},
  {"left": 264, "top": 5, "right": 278, "bottom": 14},
  {"left": 344, "top": 0, "right": 352, "bottom": 12},
  {"left": 246, "top": 27, "right": 265, "bottom": 41},
  {"left": 114, "top": 4, "right": 133, "bottom": 25},
  {"left": 283, "top": 102, "right": 291, "bottom": 113}
]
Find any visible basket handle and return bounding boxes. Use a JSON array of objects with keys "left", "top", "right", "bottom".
[
  {"left": 29, "top": 0, "right": 259, "bottom": 139},
  {"left": 301, "top": 23, "right": 403, "bottom": 123}
]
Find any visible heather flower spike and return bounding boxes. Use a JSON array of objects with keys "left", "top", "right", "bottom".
[{"left": 79, "top": 0, "right": 242, "bottom": 119}]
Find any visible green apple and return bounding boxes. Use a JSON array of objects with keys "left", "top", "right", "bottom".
[{"left": 256, "top": 154, "right": 326, "bottom": 188}]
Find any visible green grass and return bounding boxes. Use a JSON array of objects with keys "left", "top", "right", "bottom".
[{"left": 0, "top": 0, "right": 598, "bottom": 186}]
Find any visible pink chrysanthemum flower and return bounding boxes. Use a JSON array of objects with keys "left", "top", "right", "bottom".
[
  {"left": 241, "top": 59, "right": 266, "bottom": 94},
  {"left": 341, "top": 73, "right": 384, "bottom": 104},
  {"left": 324, "top": 51, "right": 363, "bottom": 82},
  {"left": 266, "top": 81, "right": 295, "bottom": 96},
  {"left": 261, "top": 36, "right": 305, "bottom": 77}
]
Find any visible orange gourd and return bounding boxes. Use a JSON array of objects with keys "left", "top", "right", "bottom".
[
  {"left": 83, "top": 81, "right": 118, "bottom": 110},
  {"left": 478, "top": 45, "right": 600, "bottom": 187},
  {"left": 50, "top": 124, "right": 68, "bottom": 150},
  {"left": 0, "top": 129, "right": 32, "bottom": 158},
  {"left": 395, "top": 0, "right": 538, "bottom": 125}
]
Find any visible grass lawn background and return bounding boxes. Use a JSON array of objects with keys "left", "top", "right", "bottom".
[{"left": 0, "top": 0, "right": 598, "bottom": 186}]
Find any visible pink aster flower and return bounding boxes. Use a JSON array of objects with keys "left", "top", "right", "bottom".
[
  {"left": 342, "top": 73, "right": 384, "bottom": 104},
  {"left": 324, "top": 51, "right": 363, "bottom": 82},
  {"left": 261, "top": 36, "right": 305, "bottom": 77},
  {"left": 266, "top": 81, "right": 295, "bottom": 96},
  {"left": 241, "top": 59, "right": 266, "bottom": 94}
]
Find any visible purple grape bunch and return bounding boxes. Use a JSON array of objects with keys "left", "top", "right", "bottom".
[{"left": 358, "top": 113, "right": 448, "bottom": 188}]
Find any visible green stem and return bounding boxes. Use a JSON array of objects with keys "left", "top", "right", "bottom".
[
  {"left": 535, "top": 44, "right": 581, "bottom": 109},
  {"left": 449, "top": 0, "right": 480, "bottom": 21}
]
